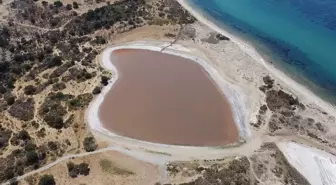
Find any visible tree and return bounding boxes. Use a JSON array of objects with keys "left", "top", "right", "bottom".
[
  {"left": 18, "top": 130, "right": 30, "bottom": 140},
  {"left": 26, "top": 150, "right": 39, "bottom": 165},
  {"left": 44, "top": 115, "right": 64, "bottom": 129},
  {"left": 4, "top": 167, "right": 14, "bottom": 180},
  {"left": 53, "top": 1, "right": 63, "bottom": 7},
  {"left": 24, "top": 142, "right": 36, "bottom": 151},
  {"left": 0, "top": 27, "right": 10, "bottom": 47},
  {"left": 23, "top": 85, "right": 37, "bottom": 95},
  {"left": 78, "top": 163, "right": 90, "bottom": 176},
  {"left": 92, "top": 86, "right": 101, "bottom": 95},
  {"left": 0, "top": 62, "right": 9, "bottom": 73},
  {"left": 38, "top": 175, "right": 55, "bottom": 185},
  {"left": 47, "top": 141, "right": 58, "bottom": 150},
  {"left": 0, "top": 85, "right": 6, "bottom": 94},
  {"left": 83, "top": 136, "right": 97, "bottom": 152},
  {"left": 73, "top": 2, "right": 79, "bottom": 9},
  {"left": 67, "top": 162, "right": 90, "bottom": 178},
  {"left": 67, "top": 162, "right": 78, "bottom": 178},
  {"left": 47, "top": 56, "right": 63, "bottom": 68},
  {"left": 41, "top": 1, "right": 48, "bottom": 6},
  {"left": 101, "top": 76, "right": 109, "bottom": 86},
  {"left": 94, "top": 36, "right": 106, "bottom": 45},
  {"left": 5, "top": 96, "right": 15, "bottom": 105},
  {"left": 66, "top": 4, "right": 72, "bottom": 10}
]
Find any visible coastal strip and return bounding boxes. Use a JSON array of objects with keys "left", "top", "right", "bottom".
[{"left": 176, "top": 0, "right": 336, "bottom": 117}]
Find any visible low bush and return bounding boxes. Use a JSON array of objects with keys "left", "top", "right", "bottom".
[
  {"left": 67, "top": 162, "right": 90, "bottom": 178},
  {"left": 83, "top": 136, "right": 97, "bottom": 152},
  {"left": 92, "top": 86, "right": 101, "bottom": 95},
  {"left": 38, "top": 175, "right": 55, "bottom": 185},
  {"left": 23, "top": 85, "right": 37, "bottom": 95}
]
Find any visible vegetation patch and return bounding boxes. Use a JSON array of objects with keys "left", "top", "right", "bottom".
[
  {"left": 99, "top": 159, "right": 134, "bottom": 176},
  {"left": 180, "top": 157, "right": 256, "bottom": 185},
  {"left": 144, "top": 149, "right": 172, "bottom": 156},
  {"left": 39, "top": 92, "right": 73, "bottom": 129},
  {"left": 52, "top": 82, "right": 66, "bottom": 91},
  {"left": 23, "top": 85, "right": 37, "bottom": 95},
  {"left": 10, "top": 130, "right": 31, "bottom": 146},
  {"left": 68, "top": 93, "right": 93, "bottom": 110},
  {"left": 8, "top": 98, "right": 35, "bottom": 121},
  {"left": 92, "top": 86, "right": 101, "bottom": 95},
  {"left": 38, "top": 174, "right": 55, "bottom": 185},
  {"left": 83, "top": 136, "right": 97, "bottom": 152},
  {"left": 67, "top": 162, "right": 90, "bottom": 178},
  {"left": 0, "top": 128, "right": 12, "bottom": 151}
]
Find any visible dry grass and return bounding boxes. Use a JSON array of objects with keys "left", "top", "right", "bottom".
[
  {"left": 99, "top": 159, "right": 134, "bottom": 176},
  {"left": 144, "top": 149, "right": 172, "bottom": 156}
]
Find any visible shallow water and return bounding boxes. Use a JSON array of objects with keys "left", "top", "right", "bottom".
[
  {"left": 188, "top": 0, "right": 336, "bottom": 104},
  {"left": 98, "top": 49, "right": 238, "bottom": 146}
]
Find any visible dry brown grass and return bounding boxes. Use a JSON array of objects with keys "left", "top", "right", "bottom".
[{"left": 99, "top": 159, "right": 134, "bottom": 175}]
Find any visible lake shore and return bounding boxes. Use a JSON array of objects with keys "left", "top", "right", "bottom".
[
  {"left": 176, "top": 0, "right": 336, "bottom": 117},
  {"left": 85, "top": 40, "right": 249, "bottom": 150}
]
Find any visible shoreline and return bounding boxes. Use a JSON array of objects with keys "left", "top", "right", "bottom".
[
  {"left": 176, "top": 0, "right": 336, "bottom": 117},
  {"left": 85, "top": 40, "right": 249, "bottom": 150}
]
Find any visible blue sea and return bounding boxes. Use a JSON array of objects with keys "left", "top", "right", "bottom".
[{"left": 187, "top": 0, "right": 336, "bottom": 104}]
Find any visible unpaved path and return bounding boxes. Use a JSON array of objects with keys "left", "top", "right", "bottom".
[
  {"left": 1, "top": 148, "right": 112, "bottom": 185},
  {"left": 160, "top": 24, "right": 183, "bottom": 52},
  {"left": 0, "top": 14, "right": 75, "bottom": 31}
]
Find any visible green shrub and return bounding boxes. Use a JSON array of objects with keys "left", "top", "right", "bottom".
[
  {"left": 67, "top": 162, "right": 90, "bottom": 178},
  {"left": 83, "top": 136, "right": 97, "bottom": 152},
  {"left": 69, "top": 99, "right": 80, "bottom": 107},
  {"left": 24, "top": 142, "right": 36, "bottom": 151},
  {"left": 26, "top": 150, "right": 39, "bottom": 165},
  {"left": 23, "top": 85, "right": 37, "bottom": 95},
  {"left": 38, "top": 175, "right": 55, "bottom": 185},
  {"left": 92, "top": 86, "right": 101, "bottom": 95}
]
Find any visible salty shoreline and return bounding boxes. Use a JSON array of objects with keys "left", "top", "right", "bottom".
[
  {"left": 85, "top": 41, "right": 249, "bottom": 149},
  {"left": 176, "top": 0, "right": 336, "bottom": 117},
  {"left": 278, "top": 142, "right": 336, "bottom": 185}
]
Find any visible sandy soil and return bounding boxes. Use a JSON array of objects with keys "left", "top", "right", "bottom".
[{"left": 21, "top": 151, "right": 162, "bottom": 185}]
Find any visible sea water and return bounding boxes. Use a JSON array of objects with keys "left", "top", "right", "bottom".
[{"left": 188, "top": 0, "right": 336, "bottom": 104}]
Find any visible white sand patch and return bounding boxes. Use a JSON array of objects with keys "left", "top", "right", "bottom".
[
  {"left": 278, "top": 142, "right": 336, "bottom": 185},
  {"left": 85, "top": 40, "right": 249, "bottom": 149},
  {"left": 176, "top": 0, "right": 336, "bottom": 117}
]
